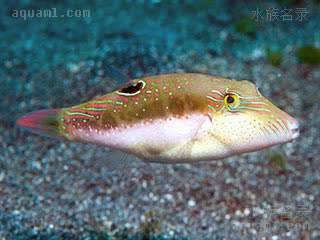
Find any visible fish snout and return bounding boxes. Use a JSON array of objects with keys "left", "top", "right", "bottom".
[{"left": 287, "top": 117, "right": 299, "bottom": 140}]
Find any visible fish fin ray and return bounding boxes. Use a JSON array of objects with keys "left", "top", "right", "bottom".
[
  {"left": 16, "top": 109, "right": 63, "bottom": 138},
  {"left": 174, "top": 115, "right": 210, "bottom": 163},
  {"left": 104, "top": 65, "right": 131, "bottom": 90},
  {"left": 85, "top": 148, "right": 150, "bottom": 176}
]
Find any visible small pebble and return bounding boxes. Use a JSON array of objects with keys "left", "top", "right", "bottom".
[
  {"left": 188, "top": 199, "right": 196, "bottom": 207},
  {"left": 0, "top": 171, "right": 5, "bottom": 182}
]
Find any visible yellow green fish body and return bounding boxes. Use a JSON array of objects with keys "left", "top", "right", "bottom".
[{"left": 17, "top": 74, "right": 299, "bottom": 163}]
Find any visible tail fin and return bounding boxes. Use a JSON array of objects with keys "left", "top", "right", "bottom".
[{"left": 16, "top": 109, "right": 62, "bottom": 138}]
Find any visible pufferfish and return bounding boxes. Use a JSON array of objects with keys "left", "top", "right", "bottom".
[{"left": 17, "top": 74, "right": 299, "bottom": 163}]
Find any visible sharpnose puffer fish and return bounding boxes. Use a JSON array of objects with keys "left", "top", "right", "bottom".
[{"left": 17, "top": 74, "right": 299, "bottom": 163}]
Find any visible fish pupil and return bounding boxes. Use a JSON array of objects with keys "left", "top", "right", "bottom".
[
  {"left": 119, "top": 82, "right": 143, "bottom": 94},
  {"left": 227, "top": 95, "right": 235, "bottom": 104}
]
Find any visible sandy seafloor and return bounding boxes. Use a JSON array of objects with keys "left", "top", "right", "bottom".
[{"left": 0, "top": 1, "right": 319, "bottom": 239}]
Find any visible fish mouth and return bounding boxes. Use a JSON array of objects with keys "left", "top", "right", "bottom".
[
  {"left": 290, "top": 126, "right": 299, "bottom": 140},
  {"left": 288, "top": 118, "right": 299, "bottom": 140}
]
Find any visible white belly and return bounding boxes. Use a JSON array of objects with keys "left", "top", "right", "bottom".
[{"left": 74, "top": 113, "right": 231, "bottom": 163}]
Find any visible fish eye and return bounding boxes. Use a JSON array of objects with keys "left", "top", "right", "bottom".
[
  {"left": 117, "top": 80, "right": 145, "bottom": 96},
  {"left": 224, "top": 93, "right": 240, "bottom": 110},
  {"left": 226, "top": 95, "right": 235, "bottom": 103}
]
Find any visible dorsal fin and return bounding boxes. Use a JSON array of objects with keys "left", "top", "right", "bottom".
[{"left": 105, "top": 65, "right": 131, "bottom": 91}]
